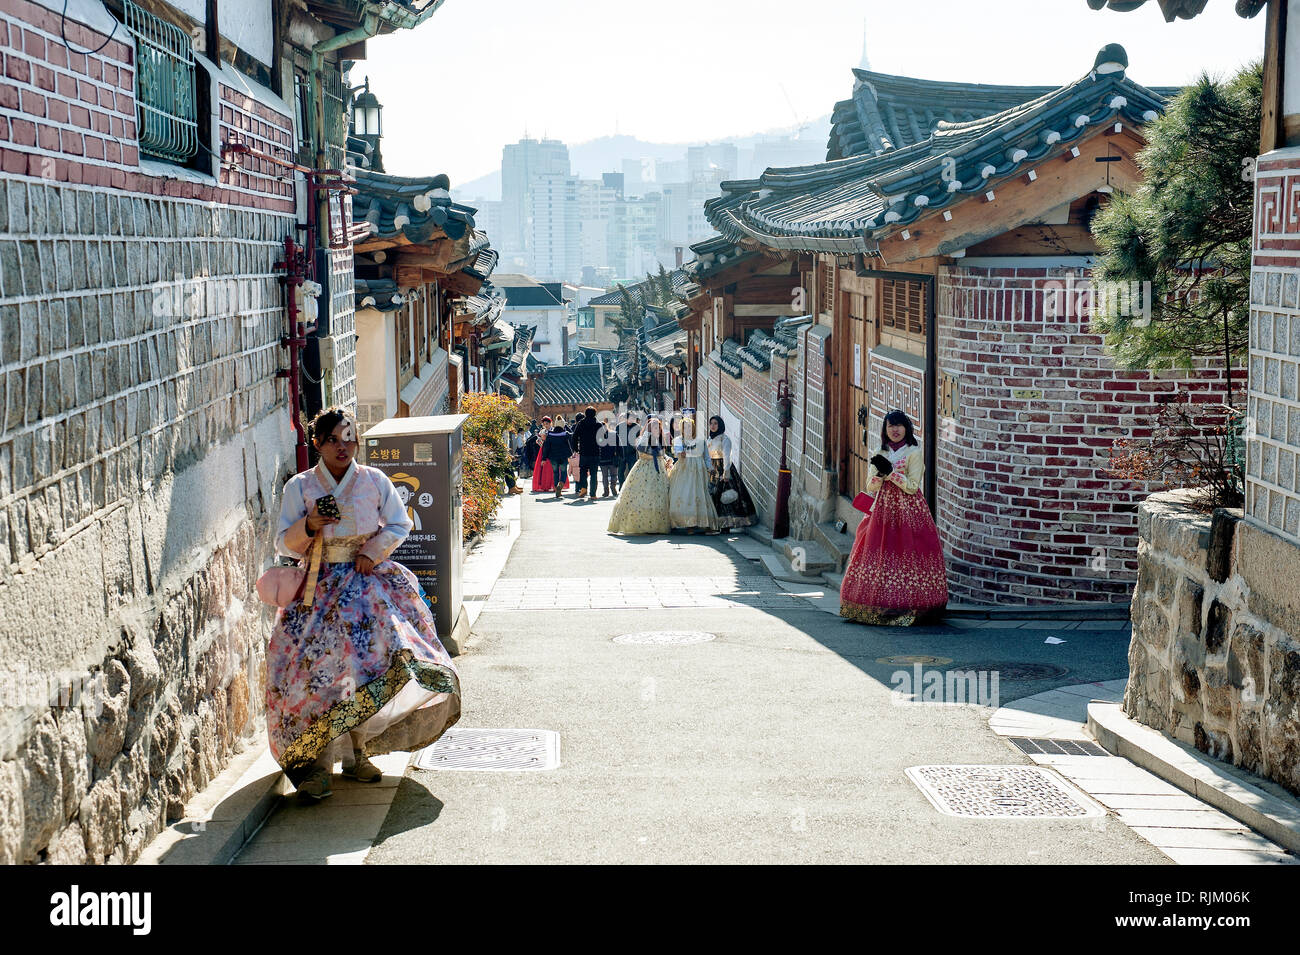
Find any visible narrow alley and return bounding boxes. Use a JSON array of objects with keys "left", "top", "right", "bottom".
[{"left": 231, "top": 489, "right": 1183, "bottom": 865}]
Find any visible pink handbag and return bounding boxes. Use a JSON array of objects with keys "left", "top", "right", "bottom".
[{"left": 256, "top": 565, "right": 306, "bottom": 607}]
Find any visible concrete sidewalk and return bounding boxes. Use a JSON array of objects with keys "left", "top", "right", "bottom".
[{"left": 361, "top": 488, "right": 1162, "bottom": 864}]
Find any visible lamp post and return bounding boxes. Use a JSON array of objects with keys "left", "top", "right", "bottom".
[{"left": 773, "top": 372, "right": 793, "bottom": 539}]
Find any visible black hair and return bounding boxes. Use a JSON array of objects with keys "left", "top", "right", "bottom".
[
  {"left": 310, "top": 406, "right": 353, "bottom": 445},
  {"left": 879, "top": 409, "right": 918, "bottom": 448},
  {"left": 585, "top": 406, "right": 596, "bottom": 417},
  {"left": 708, "top": 415, "right": 725, "bottom": 436}
]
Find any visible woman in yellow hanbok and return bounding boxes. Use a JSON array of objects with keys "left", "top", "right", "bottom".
[{"left": 607, "top": 416, "right": 675, "bottom": 535}]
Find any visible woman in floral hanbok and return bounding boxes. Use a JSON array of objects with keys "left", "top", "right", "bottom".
[
  {"left": 266, "top": 407, "right": 461, "bottom": 800},
  {"left": 840, "top": 409, "right": 949, "bottom": 626},
  {"left": 607, "top": 415, "right": 674, "bottom": 535}
]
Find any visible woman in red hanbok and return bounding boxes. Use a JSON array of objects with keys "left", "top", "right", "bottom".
[
  {"left": 530, "top": 416, "right": 568, "bottom": 492},
  {"left": 840, "top": 410, "right": 948, "bottom": 625}
]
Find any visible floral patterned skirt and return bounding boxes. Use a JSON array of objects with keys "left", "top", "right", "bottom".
[
  {"left": 840, "top": 485, "right": 948, "bottom": 626},
  {"left": 266, "top": 559, "right": 461, "bottom": 784},
  {"left": 607, "top": 453, "right": 671, "bottom": 535}
]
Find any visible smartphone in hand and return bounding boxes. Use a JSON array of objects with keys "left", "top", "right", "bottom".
[{"left": 315, "top": 494, "right": 341, "bottom": 520}]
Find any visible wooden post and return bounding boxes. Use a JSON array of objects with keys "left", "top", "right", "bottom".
[{"left": 1261, "top": 0, "right": 1288, "bottom": 151}]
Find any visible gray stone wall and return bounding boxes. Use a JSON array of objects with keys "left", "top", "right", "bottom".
[
  {"left": 0, "top": 176, "right": 295, "bottom": 862},
  {"left": 1125, "top": 489, "right": 1300, "bottom": 796}
]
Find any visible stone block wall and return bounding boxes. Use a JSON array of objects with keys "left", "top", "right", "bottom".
[
  {"left": 1125, "top": 489, "right": 1300, "bottom": 796},
  {"left": 936, "top": 264, "right": 1243, "bottom": 604},
  {"left": 0, "top": 172, "right": 295, "bottom": 863}
]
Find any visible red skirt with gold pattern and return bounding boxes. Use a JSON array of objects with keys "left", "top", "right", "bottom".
[{"left": 839, "top": 483, "right": 948, "bottom": 626}]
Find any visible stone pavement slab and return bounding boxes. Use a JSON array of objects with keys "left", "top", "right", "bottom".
[
  {"left": 987, "top": 683, "right": 1296, "bottom": 865},
  {"left": 232, "top": 752, "right": 410, "bottom": 865}
]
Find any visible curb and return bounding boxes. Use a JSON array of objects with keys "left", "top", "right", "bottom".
[
  {"left": 135, "top": 739, "right": 289, "bottom": 865},
  {"left": 136, "top": 500, "right": 526, "bottom": 866},
  {"left": 1088, "top": 701, "right": 1300, "bottom": 854}
]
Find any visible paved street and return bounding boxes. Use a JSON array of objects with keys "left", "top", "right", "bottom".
[{"left": 237, "top": 485, "right": 1181, "bottom": 864}]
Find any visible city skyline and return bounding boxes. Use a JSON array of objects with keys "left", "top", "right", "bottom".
[{"left": 360, "top": 0, "right": 1266, "bottom": 188}]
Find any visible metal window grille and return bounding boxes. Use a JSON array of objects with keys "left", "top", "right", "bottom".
[
  {"left": 124, "top": 0, "right": 197, "bottom": 163},
  {"left": 321, "top": 67, "right": 347, "bottom": 171}
]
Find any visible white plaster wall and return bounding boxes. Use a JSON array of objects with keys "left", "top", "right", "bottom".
[{"left": 220, "top": 0, "right": 274, "bottom": 66}]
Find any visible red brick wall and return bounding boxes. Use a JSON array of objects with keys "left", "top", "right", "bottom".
[
  {"left": 0, "top": 0, "right": 293, "bottom": 211},
  {"left": 936, "top": 264, "right": 1244, "bottom": 604}
]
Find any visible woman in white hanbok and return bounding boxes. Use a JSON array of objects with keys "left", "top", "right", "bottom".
[{"left": 667, "top": 415, "right": 720, "bottom": 532}]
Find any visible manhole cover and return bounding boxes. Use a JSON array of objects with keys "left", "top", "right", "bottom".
[
  {"left": 413, "top": 728, "right": 560, "bottom": 772},
  {"left": 957, "top": 662, "right": 1069, "bottom": 681},
  {"left": 613, "top": 631, "right": 717, "bottom": 645},
  {"left": 876, "top": 654, "right": 953, "bottom": 665},
  {"left": 905, "top": 765, "right": 1104, "bottom": 819},
  {"left": 1009, "top": 737, "right": 1110, "bottom": 757}
]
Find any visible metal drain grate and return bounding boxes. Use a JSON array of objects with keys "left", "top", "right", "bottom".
[
  {"left": 1008, "top": 737, "right": 1110, "bottom": 757},
  {"left": 906, "top": 765, "right": 1105, "bottom": 819},
  {"left": 613, "top": 630, "right": 717, "bottom": 645},
  {"left": 413, "top": 728, "right": 560, "bottom": 772}
]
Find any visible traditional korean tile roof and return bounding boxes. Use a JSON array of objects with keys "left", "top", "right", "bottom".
[
  {"left": 354, "top": 277, "right": 407, "bottom": 311},
  {"left": 588, "top": 270, "right": 692, "bottom": 307},
  {"left": 448, "top": 229, "right": 498, "bottom": 282},
  {"left": 714, "top": 340, "right": 744, "bottom": 379},
  {"left": 531, "top": 364, "right": 612, "bottom": 408},
  {"left": 352, "top": 168, "right": 476, "bottom": 243},
  {"left": 707, "top": 48, "right": 1169, "bottom": 256},
  {"left": 1084, "top": 0, "right": 1265, "bottom": 20},
  {"left": 644, "top": 327, "right": 687, "bottom": 366},
  {"left": 457, "top": 285, "right": 505, "bottom": 326},
  {"left": 827, "top": 71, "right": 1060, "bottom": 160}
]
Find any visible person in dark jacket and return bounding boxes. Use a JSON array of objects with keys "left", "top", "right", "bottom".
[
  {"left": 597, "top": 412, "right": 619, "bottom": 497},
  {"left": 619, "top": 411, "right": 639, "bottom": 487},
  {"left": 574, "top": 406, "right": 602, "bottom": 500},
  {"left": 541, "top": 421, "right": 575, "bottom": 500}
]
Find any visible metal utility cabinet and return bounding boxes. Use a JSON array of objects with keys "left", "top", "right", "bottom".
[{"left": 362, "top": 414, "right": 468, "bottom": 654}]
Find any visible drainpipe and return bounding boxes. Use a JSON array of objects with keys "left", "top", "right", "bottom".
[{"left": 854, "top": 259, "right": 938, "bottom": 518}]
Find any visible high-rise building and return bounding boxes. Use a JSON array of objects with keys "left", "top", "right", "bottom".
[
  {"left": 577, "top": 177, "right": 619, "bottom": 277},
  {"left": 531, "top": 172, "right": 581, "bottom": 283},
  {"left": 501, "top": 138, "right": 570, "bottom": 267}
]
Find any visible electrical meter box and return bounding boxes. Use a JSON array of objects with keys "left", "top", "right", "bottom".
[{"left": 362, "top": 414, "right": 467, "bottom": 651}]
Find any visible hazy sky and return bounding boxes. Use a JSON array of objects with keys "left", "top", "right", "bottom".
[{"left": 360, "top": 0, "right": 1267, "bottom": 187}]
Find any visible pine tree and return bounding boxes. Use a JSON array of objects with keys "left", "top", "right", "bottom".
[{"left": 1090, "top": 60, "right": 1261, "bottom": 405}]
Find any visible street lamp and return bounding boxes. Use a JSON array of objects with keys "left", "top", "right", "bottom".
[{"left": 352, "top": 79, "right": 383, "bottom": 137}]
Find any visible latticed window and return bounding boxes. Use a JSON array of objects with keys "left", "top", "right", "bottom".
[
  {"left": 124, "top": 0, "right": 197, "bottom": 163},
  {"left": 819, "top": 260, "right": 835, "bottom": 313},
  {"left": 881, "top": 280, "right": 925, "bottom": 335},
  {"left": 398, "top": 305, "right": 412, "bottom": 375}
]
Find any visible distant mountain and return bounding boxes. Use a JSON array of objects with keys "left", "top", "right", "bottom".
[{"left": 455, "top": 115, "right": 832, "bottom": 203}]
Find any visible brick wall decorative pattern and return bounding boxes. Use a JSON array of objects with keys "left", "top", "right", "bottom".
[
  {"left": 936, "top": 265, "right": 1242, "bottom": 605},
  {"left": 1247, "top": 152, "right": 1300, "bottom": 542}
]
